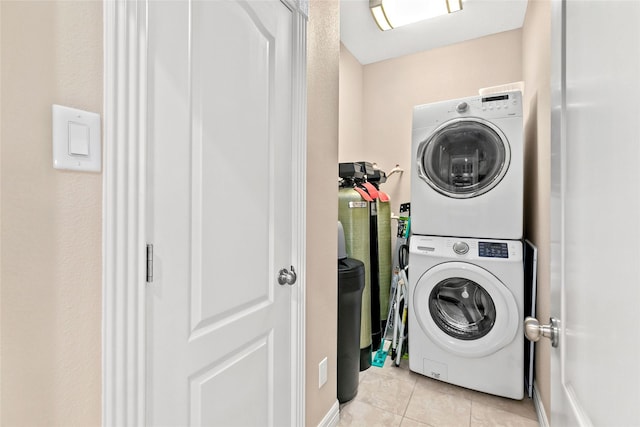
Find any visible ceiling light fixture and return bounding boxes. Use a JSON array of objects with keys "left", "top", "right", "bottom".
[{"left": 369, "top": 0, "right": 463, "bottom": 31}]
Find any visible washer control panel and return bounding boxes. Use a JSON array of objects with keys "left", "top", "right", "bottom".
[
  {"left": 478, "top": 241, "right": 509, "bottom": 258},
  {"left": 409, "top": 235, "right": 522, "bottom": 262}
]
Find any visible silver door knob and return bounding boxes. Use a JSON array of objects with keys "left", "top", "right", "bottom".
[
  {"left": 524, "top": 316, "right": 559, "bottom": 348},
  {"left": 278, "top": 266, "right": 297, "bottom": 286}
]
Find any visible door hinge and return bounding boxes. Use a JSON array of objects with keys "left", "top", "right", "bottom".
[{"left": 146, "top": 244, "right": 153, "bottom": 283}]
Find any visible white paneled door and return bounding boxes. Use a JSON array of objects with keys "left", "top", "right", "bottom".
[
  {"left": 549, "top": 0, "right": 640, "bottom": 425},
  {"left": 146, "top": 1, "right": 302, "bottom": 425}
]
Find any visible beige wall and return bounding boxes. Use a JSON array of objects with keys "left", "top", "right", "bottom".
[
  {"left": 306, "top": 0, "right": 340, "bottom": 425},
  {"left": 340, "top": 30, "right": 523, "bottom": 226},
  {"left": 338, "top": 45, "right": 364, "bottom": 161},
  {"left": 0, "top": 1, "right": 103, "bottom": 426},
  {"left": 522, "top": 0, "right": 552, "bottom": 417}
]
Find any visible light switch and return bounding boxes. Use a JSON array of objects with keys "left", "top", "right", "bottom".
[
  {"left": 53, "top": 104, "right": 101, "bottom": 172},
  {"left": 68, "top": 122, "right": 90, "bottom": 156}
]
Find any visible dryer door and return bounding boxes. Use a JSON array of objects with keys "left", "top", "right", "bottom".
[
  {"left": 416, "top": 118, "right": 510, "bottom": 199},
  {"left": 413, "top": 261, "right": 519, "bottom": 358}
]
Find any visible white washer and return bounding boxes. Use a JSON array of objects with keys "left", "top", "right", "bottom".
[
  {"left": 411, "top": 91, "right": 523, "bottom": 239},
  {"left": 408, "top": 235, "right": 524, "bottom": 399}
]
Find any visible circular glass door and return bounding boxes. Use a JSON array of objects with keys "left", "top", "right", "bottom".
[
  {"left": 429, "top": 277, "right": 496, "bottom": 340},
  {"left": 413, "top": 262, "right": 518, "bottom": 358},
  {"left": 416, "top": 118, "right": 510, "bottom": 199}
]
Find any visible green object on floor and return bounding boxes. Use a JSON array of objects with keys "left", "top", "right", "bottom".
[{"left": 371, "top": 340, "right": 390, "bottom": 367}]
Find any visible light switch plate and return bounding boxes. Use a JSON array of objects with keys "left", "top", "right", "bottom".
[
  {"left": 318, "top": 357, "right": 328, "bottom": 388},
  {"left": 52, "top": 104, "right": 101, "bottom": 172}
]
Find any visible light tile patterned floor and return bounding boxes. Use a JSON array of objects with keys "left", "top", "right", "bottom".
[{"left": 338, "top": 357, "right": 539, "bottom": 427}]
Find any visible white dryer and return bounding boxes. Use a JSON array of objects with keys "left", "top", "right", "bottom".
[
  {"left": 411, "top": 91, "right": 523, "bottom": 239},
  {"left": 408, "top": 235, "right": 524, "bottom": 399}
]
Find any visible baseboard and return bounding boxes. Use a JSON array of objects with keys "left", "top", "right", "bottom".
[
  {"left": 317, "top": 400, "right": 340, "bottom": 427},
  {"left": 533, "top": 380, "right": 550, "bottom": 427}
]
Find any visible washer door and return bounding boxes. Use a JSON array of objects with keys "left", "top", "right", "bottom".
[
  {"left": 413, "top": 261, "right": 519, "bottom": 358},
  {"left": 416, "top": 118, "right": 511, "bottom": 199}
]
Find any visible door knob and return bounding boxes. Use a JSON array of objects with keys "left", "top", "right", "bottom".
[
  {"left": 278, "top": 266, "right": 297, "bottom": 286},
  {"left": 524, "top": 316, "right": 559, "bottom": 348}
]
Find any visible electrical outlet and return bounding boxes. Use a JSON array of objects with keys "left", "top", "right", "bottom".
[{"left": 318, "top": 357, "right": 328, "bottom": 388}]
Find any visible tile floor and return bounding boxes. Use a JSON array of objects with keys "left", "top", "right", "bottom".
[{"left": 338, "top": 357, "right": 539, "bottom": 427}]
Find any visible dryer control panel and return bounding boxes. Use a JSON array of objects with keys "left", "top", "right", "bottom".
[{"left": 411, "top": 90, "right": 523, "bottom": 130}]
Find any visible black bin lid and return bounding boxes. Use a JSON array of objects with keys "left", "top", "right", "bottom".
[{"left": 338, "top": 258, "right": 365, "bottom": 292}]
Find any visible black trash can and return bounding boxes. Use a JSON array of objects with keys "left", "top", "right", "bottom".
[{"left": 337, "top": 257, "right": 365, "bottom": 403}]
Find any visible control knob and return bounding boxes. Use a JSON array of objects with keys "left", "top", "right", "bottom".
[
  {"left": 456, "top": 102, "right": 469, "bottom": 113},
  {"left": 453, "top": 241, "right": 469, "bottom": 255}
]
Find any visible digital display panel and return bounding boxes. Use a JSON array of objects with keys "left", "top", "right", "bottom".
[
  {"left": 478, "top": 242, "right": 509, "bottom": 258},
  {"left": 481, "top": 95, "right": 509, "bottom": 103}
]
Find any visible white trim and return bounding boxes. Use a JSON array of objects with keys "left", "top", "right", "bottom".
[
  {"left": 102, "top": 0, "right": 148, "bottom": 425},
  {"left": 281, "top": 0, "right": 309, "bottom": 19},
  {"left": 533, "top": 380, "right": 550, "bottom": 427},
  {"left": 291, "top": 8, "right": 308, "bottom": 427},
  {"left": 317, "top": 400, "right": 340, "bottom": 427}
]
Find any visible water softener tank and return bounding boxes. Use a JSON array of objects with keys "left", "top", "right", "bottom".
[
  {"left": 376, "top": 194, "right": 392, "bottom": 327},
  {"left": 359, "top": 182, "right": 382, "bottom": 351},
  {"left": 338, "top": 187, "right": 372, "bottom": 371},
  {"left": 356, "top": 162, "right": 392, "bottom": 344},
  {"left": 337, "top": 222, "right": 365, "bottom": 403}
]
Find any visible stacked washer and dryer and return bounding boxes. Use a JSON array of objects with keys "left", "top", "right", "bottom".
[{"left": 408, "top": 91, "right": 525, "bottom": 400}]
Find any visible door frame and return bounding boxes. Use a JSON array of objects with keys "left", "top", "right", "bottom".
[{"left": 101, "top": 1, "right": 308, "bottom": 425}]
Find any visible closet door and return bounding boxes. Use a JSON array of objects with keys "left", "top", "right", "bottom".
[{"left": 146, "top": 1, "right": 298, "bottom": 425}]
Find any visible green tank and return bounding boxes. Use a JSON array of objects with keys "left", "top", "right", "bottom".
[
  {"left": 338, "top": 187, "right": 372, "bottom": 370},
  {"left": 376, "top": 198, "right": 392, "bottom": 324}
]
